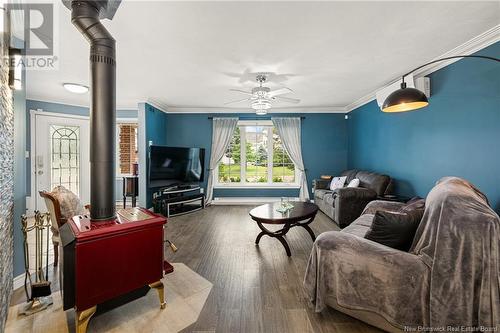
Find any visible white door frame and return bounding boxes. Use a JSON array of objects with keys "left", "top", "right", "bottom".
[
  {"left": 28, "top": 109, "right": 139, "bottom": 213},
  {"left": 29, "top": 110, "right": 90, "bottom": 213}
]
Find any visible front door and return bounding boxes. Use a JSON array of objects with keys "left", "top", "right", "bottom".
[{"left": 34, "top": 113, "right": 90, "bottom": 211}]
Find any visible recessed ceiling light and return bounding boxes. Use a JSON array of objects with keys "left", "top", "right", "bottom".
[{"left": 63, "top": 83, "right": 89, "bottom": 94}]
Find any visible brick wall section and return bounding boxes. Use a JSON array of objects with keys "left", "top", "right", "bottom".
[
  {"left": 119, "top": 124, "right": 138, "bottom": 174},
  {"left": 0, "top": 34, "right": 15, "bottom": 330}
]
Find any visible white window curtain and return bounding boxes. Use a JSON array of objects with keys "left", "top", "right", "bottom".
[
  {"left": 272, "top": 117, "right": 310, "bottom": 201},
  {"left": 206, "top": 117, "right": 238, "bottom": 204}
]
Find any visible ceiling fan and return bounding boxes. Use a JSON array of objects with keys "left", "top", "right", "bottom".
[{"left": 225, "top": 73, "right": 300, "bottom": 115}]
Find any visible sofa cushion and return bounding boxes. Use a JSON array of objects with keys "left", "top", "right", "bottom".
[
  {"left": 365, "top": 210, "right": 423, "bottom": 251},
  {"left": 341, "top": 213, "right": 374, "bottom": 237},
  {"left": 314, "top": 189, "right": 332, "bottom": 200},
  {"left": 355, "top": 171, "right": 390, "bottom": 197},
  {"left": 341, "top": 169, "right": 358, "bottom": 183}
]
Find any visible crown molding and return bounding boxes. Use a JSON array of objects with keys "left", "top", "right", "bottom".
[
  {"left": 145, "top": 98, "right": 169, "bottom": 114},
  {"left": 415, "top": 24, "right": 499, "bottom": 78},
  {"left": 26, "top": 96, "right": 138, "bottom": 111},
  {"left": 166, "top": 106, "right": 346, "bottom": 114},
  {"left": 26, "top": 96, "right": 91, "bottom": 109},
  {"left": 26, "top": 97, "right": 345, "bottom": 114},
  {"left": 344, "top": 92, "right": 376, "bottom": 114},
  {"left": 345, "top": 25, "right": 500, "bottom": 113},
  {"left": 166, "top": 107, "right": 248, "bottom": 114}
]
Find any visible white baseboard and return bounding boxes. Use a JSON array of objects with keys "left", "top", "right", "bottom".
[
  {"left": 13, "top": 273, "right": 25, "bottom": 291},
  {"left": 212, "top": 197, "right": 300, "bottom": 205}
]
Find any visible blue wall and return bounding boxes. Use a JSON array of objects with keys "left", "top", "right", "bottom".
[
  {"left": 165, "top": 113, "right": 348, "bottom": 198},
  {"left": 348, "top": 42, "right": 500, "bottom": 211},
  {"left": 144, "top": 103, "right": 168, "bottom": 208}
]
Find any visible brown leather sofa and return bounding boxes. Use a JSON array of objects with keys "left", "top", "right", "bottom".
[{"left": 313, "top": 169, "right": 393, "bottom": 228}]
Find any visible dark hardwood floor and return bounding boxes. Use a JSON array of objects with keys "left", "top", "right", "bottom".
[
  {"left": 10, "top": 205, "right": 382, "bottom": 332},
  {"left": 165, "top": 205, "right": 382, "bottom": 333}
]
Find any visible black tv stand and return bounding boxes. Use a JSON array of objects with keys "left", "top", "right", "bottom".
[{"left": 152, "top": 185, "right": 205, "bottom": 217}]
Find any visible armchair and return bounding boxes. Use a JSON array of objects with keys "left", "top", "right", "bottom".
[
  {"left": 304, "top": 177, "right": 500, "bottom": 331},
  {"left": 39, "top": 191, "right": 63, "bottom": 266},
  {"left": 39, "top": 186, "right": 87, "bottom": 266}
]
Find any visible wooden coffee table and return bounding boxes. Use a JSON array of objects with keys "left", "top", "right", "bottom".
[{"left": 249, "top": 202, "right": 319, "bottom": 256}]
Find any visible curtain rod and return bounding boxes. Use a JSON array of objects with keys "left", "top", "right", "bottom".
[{"left": 207, "top": 116, "right": 305, "bottom": 120}]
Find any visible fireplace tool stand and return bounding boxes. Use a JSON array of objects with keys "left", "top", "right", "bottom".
[{"left": 19, "top": 212, "right": 53, "bottom": 316}]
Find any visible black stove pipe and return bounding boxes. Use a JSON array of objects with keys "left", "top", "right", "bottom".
[{"left": 71, "top": 0, "right": 116, "bottom": 221}]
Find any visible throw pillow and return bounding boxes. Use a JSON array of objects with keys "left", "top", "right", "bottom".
[
  {"left": 365, "top": 209, "right": 423, "bottom": 251},
  {"left": 51, "top": 186, "right": 85, "bottom": 220},
  {"left": 347, "top": 178, "right": 360, "bottom": 188},
  {"left": 329, "top": 176, "right": 347, "bottom": 191}
]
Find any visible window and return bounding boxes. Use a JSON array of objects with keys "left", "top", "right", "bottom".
[
  {"left": 217, "top": 120, "right": 297, "bottom": 187},
  {"left": 50, "top": 125, "right": 80, "bottom": 195},
  {"left": 244, "top": 124, "right": 269, "bottom": 183},
  {"left": 117, "top": 123, "right": 138, "bottom": 175}
]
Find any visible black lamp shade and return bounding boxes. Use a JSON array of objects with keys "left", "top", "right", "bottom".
[{"left": 382, "top": 87, "right": 429, "bottom": 113}]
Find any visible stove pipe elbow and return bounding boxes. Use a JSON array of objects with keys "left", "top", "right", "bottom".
[{"left": 71, "top": 0, "right": 116, "bottom": 221}]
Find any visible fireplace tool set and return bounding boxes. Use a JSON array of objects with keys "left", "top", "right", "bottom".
[{"left": 19, "top": 212, "right": 53, "bottom": 316}]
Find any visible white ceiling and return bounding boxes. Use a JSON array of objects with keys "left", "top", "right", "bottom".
[{"left": 26, "top": 1, "right": 500, "bottom": 111}]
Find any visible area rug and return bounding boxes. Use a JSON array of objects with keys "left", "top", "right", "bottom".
[{"left": 5, "top": 263, "right": 212, "bottom": 333}]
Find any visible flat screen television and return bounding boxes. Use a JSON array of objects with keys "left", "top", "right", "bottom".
[{"left": 149, "top": 145, "right": 205, "bottom": 188}]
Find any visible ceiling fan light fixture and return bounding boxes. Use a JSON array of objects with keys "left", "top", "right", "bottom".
[
  {"left": 225, "top": 73, "right": 300, "bottom": 111},
  {"left": 251, "top": 99, "right": 272, "bottom": 111}
]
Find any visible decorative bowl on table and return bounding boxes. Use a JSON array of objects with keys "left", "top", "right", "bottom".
[{"left": 276, "top": 199, "right": 294, "bottom": 213}]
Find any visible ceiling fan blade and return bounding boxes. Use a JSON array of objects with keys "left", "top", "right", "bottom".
[
  {"left": 224, "top": 97, "right": 251, "bottom": 105},
  {"left": 275, "top": 96, "right": 300, "bottom": 104},
  {"left": 268, "top": 87, "right": 293, "bottom": 97},
  {"left": 229, "top": 89, "right": 254, "bottom": 96}
]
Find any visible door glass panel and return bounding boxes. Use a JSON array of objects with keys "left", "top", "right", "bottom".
[{"left": 50, "top": 125, "right": 80, "bottom": 195}]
